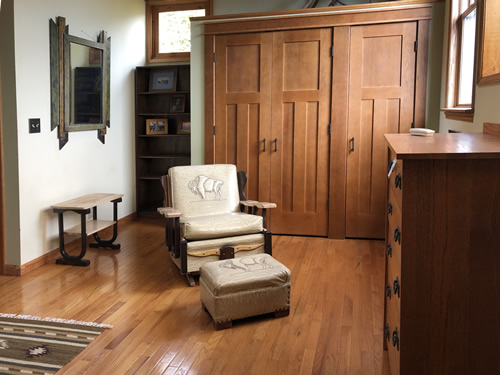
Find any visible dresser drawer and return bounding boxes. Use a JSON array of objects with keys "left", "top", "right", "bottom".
[
  {"left": 386, "top": 255, "right": 401, "bottom": 313},
  {"left": 387, "top": 183, "right": 402, "bottom": 223},
  {"left": 386, "top": 316, "right": 401, "bottom": 375},
  {"left": 385, "top": 265, "right": 401, "bottom": 374},
  {"left": 385, "top": 275, "right": 401, "bottom": 375},
  {"left": 386, "top": 193, "right": 402, "bottom": 278},
  {"left": 386, "top": 251, "right": 401, "bottom": 299},
  {"left": 388, "top": 158, "right": 403, "bottom": 205}
]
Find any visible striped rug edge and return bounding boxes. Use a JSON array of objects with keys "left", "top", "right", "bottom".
[{"left": 0, "top": 313, "right": 112, "bottom": 329}]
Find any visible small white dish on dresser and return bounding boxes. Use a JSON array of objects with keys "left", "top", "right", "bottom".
[{"left": 409, "top": 128, "right": 435, "bottom": 136}]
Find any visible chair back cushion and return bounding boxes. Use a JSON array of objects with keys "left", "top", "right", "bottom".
[{"left": 169, "top": 164, "right": 240, "bottom": 217}]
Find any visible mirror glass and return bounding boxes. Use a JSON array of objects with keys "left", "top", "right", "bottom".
[{"left": 70, "top": 43, "right": 103, "bottom": 124}]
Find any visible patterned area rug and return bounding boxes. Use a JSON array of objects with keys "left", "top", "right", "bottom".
[{"left": 0, "top": 313, "right": 111, "bottom": 374}]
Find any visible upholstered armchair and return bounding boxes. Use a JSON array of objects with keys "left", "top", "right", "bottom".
[{"left": 158, "top": 164, "right": 276, "bottom": 286}]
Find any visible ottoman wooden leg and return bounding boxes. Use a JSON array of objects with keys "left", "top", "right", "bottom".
[
  {"left": 214, "top": 320, "right": 232, "bottom": 330},
  {"left": 274, "top": 308, "right": 290, "bottom": 318}
]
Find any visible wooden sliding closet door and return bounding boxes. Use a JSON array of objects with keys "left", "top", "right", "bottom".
[
  {"left": 345, "top": 23, "right": 417, "bottom": 239},
  {"left": 214, "top": 33, "right": 272, "bottom": 201},
  {"left": 213, "top": 29, "right": 331, "bottom": 236},
  {"left": 270, "top": 29, "right": 331, "bottom": 236}
]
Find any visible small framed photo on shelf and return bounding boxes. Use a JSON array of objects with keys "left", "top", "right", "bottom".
[
  {"left": 149, "top": 69, "right": 177, "bottom": 92},
  {"left": 146, "top": 119, "right": 168, "bottom": 135},
  {"left": 170, "top": 95, "right": 185, "bottom": 113},
  {"left": 177, "top": 118, "right": 191, "bottom": 134}
]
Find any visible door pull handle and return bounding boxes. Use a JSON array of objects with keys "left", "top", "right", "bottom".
[
  {"left": 351, "top": 137, "right": 355, "bottom": 152},
  {"left": 274, "top": 138, "right": 278, "bottom": 152},
  {"left": 263, "top": 138, "right": 266, "bottom": 152}
]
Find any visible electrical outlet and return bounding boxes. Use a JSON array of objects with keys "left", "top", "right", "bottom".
[{"left": 29, "top": 118, "right": 41, "bottom": 133}]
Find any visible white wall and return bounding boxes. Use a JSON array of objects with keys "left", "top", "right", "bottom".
[
  {"left": 440, "top": 85, "right": 500, "bottom": 133},
  {"left": 190, "top": 20, "right": 206, "bottom": 165},
  {"left": 426, "top": 2, "right": 445, "bottom": 131},
  {"left": 438, "top": 0, "right": 500, "bottom": 133},
  {"left": 9, "top": 0, "right": 145, "bottom": 265}
]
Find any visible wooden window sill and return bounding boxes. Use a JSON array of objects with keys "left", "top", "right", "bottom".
[
  {"left": 441, "top": 108, "right": 474, "bottom": 122},
  {"left": 147, "top": 52, "right": 190, "bottom": 64}
]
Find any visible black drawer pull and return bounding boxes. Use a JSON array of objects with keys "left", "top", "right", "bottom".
[
  {"left": 386, "top": 244, "right": 392, "bottom": 258},
  {"left": 387, "top": 202, "right": 393, "bottom": 215},
  {"left": 394, "top": 227, "right": 401, "bottom": 244},
  {"left": 385, "top": 284, "right": 392, "bottom": 299},
  {"left": 394, "top": 173, "right": 402, "bottom": 190},
  {"left": 263, "top": 138, "right": 266, "bottom": 152},
  {"left": 392, "top": 327, "right": 400, "bottom": 351},
  {"left": 393, "top": 276, "right": 400, "bottom": 298},
  {"left": 384, "top": 324, "right": 390, "bottom": 341}
]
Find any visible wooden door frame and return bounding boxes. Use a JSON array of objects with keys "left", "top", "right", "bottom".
[{"left": 0, "top": 73, "right": 5, "bottom": 274}]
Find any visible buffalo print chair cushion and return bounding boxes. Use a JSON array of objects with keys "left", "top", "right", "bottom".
[{"left": 169, "top": 164, "right": 240, "bottom": 218}]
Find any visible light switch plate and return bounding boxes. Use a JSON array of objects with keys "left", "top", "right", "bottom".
[{"left": 29, "top": 118, "right": 41, "bottom": 133}]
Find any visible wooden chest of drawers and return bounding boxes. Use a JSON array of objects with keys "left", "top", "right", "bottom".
[{"left": 383, "top": 132, "right": 500, "bottom": 375}]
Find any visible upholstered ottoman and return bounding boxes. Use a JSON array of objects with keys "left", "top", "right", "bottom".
[{"left": 200, "top": 253, "right": 291, "bottom": 330}]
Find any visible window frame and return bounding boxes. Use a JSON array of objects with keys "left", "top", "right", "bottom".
[
  {"left": 146, "top": 0, "right": 212, "bottom": 63},
  {"left": 442, "top": 0, "right": 479, "bottom": 122}
]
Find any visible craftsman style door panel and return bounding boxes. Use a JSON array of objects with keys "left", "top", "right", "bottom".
[
  {"left": 214, "top": 33, "right": 272, "bottom": 201},
  {"left": 270, "top": 29, "right": 331, "bottom": 236},
  {"left": 345, "top": 23, "right": 417, "bottom": 239},
  {"left": 214, "top": 29, "right": 331, "bottom": 236}
]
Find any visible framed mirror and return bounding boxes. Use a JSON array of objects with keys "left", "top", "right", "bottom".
[{"left": 50, "top": 16, "right": 110, "bottom": 149}]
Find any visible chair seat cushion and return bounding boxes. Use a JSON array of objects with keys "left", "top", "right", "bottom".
[{"left": 181, "top": 212, "right": 263, "bottom": 240}]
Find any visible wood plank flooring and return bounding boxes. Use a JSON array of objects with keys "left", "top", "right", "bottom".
[{"left": 0, "top": 219, "right": 386, "bottom": 374}]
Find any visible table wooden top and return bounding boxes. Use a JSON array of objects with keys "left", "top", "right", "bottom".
[
  {"left": 51, "top": 193, "right": 123, "bottom": 210},
  {"left": 385, "top": 132, "right": 500, "bottom": 160}
]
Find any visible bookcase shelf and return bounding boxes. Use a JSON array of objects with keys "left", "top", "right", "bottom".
[{"left": 135, "top": 65, "right": 191, "bottom": 218}]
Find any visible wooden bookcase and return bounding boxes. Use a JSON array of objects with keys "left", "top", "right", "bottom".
[{"left": 134, "top": 65, "right": 191, "bottom": 217}]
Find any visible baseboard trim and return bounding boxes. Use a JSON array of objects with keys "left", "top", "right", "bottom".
[
  {"left": 4, "top": 264, "right": 21, "bottom": 276},
  {"left": 4, "top": 213, "right": 136, "bottom": 276}
]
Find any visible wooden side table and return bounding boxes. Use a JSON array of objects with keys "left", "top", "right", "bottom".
[{"left": 51, "top": 193, "right": 124, "bottom": 266}]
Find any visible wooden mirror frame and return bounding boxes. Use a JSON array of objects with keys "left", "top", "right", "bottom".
[{"left": 49, "top": 16, "right": 111, "bottom": 149}]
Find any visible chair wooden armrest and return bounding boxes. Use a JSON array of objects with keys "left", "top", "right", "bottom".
[
  {"left": 240, "top": 200, "right": 277, "bottom": 209},
  {"left": 240, "top": 200, "right": 258, "bottom": 208},
  {"left": 157, "top": 207, "right": 183, "bottom": 218},
  {"left": 256, "top": 201, "right": 277, "bottom": 209}
]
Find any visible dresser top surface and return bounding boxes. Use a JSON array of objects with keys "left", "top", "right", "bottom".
[{"left": 385, "top": 133, "right": 500, "bottom": 160}]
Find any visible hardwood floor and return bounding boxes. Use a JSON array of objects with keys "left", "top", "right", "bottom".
[{"left": 0, "top": 219, "right": 386, "bottom": 374}]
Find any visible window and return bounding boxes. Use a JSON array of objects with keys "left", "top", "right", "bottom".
[
  {"left": 146, "top": 0, "right": 212, "bottom": 63},
  {"left": 442, "top": 0, "right": 478, "bottom": 121}
]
